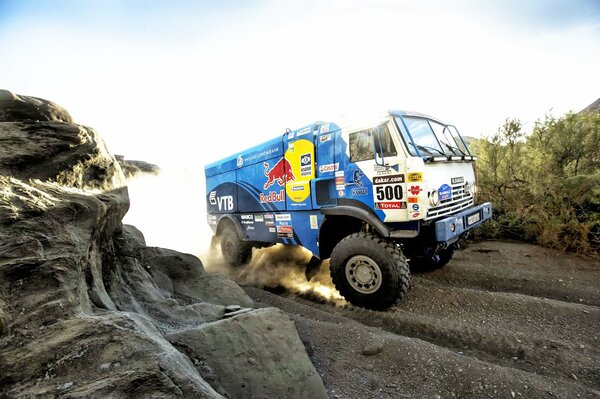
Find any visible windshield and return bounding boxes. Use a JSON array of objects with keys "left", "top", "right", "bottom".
[{"left": 395, "top": 116, "right": 467, "bottom": 157}]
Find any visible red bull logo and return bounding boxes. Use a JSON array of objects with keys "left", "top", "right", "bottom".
[{"left": 264, "top": 158, "right": 295, "bottom": 189}]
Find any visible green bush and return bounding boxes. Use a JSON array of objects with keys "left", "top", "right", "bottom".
[{"left": 471, "top": 111, "right": 600, "bottom": 255}]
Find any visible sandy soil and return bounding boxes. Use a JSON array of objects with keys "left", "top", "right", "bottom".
[{"left": 237, "top": 241, "right": 600, "bottom": 399}]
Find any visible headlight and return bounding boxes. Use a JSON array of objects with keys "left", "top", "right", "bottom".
[
  {"left": 470, "top": 183, "right": 477, "bottom": 196},
  {"left": 429, "top": 190, "right": 440, "bottom": 206}
]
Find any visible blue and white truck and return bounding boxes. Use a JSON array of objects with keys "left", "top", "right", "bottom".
[{"left": 205, "top": 111, "right": 492, "bottom": 309}]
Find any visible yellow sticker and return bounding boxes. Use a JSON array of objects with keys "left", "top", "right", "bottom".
[
  {"left": 407, "top": 172, "right": 423, "bottom": 183},
  {"left": 285, "top": 138, "right": 314, "bottom": 202}
]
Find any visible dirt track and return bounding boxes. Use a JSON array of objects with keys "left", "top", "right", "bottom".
[{"left": 235, "top": 241, "right": 600, "bottom": 398}]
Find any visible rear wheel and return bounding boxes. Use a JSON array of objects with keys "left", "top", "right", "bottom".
[
  {"left": 330, "top": 233, "right": 410, "bottom": 310},
  {"left": 220, "top": 224, "right": 252, "bottom": 267}
]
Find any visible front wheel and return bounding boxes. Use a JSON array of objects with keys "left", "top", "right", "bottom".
[{"left": 330, "top": 233, "right": 410, "bottom": 310}]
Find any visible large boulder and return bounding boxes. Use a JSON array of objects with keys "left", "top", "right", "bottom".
[
  {"left": 168, "top": 308, "right": 328, "bottom": 399},
  {"left": 0, "top": 89, "right": 73, "bottom": 123},
  {"left": 0, "top": 90, "right": 327, "bottom": 398}
]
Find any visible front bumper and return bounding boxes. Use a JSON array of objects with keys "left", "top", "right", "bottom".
[{"left": 434, "top": 202, "right": 492, "bottom": 243}]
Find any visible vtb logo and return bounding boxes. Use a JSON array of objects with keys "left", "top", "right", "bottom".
[
  {"left": 264, "top": 157, "right": 296, "bottom": 189},
  {"left": 209, "top": 191, "right": 233, "bottom": 211}
]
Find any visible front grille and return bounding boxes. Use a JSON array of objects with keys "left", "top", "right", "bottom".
[{"left": 426, "top": 183, "right": 474, "bottom": 219}]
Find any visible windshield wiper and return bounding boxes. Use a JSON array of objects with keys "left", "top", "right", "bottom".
[
  {"left": 442, "top": 126, "right": 466, "bottom": 156},
  {"left": 410, "top": 142, "right": 446, "bottom": 156},
  {"left": 440, "top": 141, "right": 464, "bottom": 156}
]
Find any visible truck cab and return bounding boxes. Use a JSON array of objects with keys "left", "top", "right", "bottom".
[{"left": 205, "top": 111, "right": 492, "bottom": 309}]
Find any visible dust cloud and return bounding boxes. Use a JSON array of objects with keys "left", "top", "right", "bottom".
[
  {"left": 202, "top": 239, "right": 346, "bottom": 306},
  {"left": 123, "top": 167, "right": 346, "bottom": 306}
]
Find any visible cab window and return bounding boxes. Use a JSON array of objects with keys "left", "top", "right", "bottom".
[{"left": 349, "top": 124, "right": 396, "bottom": 163}]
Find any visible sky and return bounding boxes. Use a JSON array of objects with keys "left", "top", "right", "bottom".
[
  {"left": 1, "top": 0, "right": 599, "bottom": 166},
  {"left": 1, "top": 0, "right": 599, "bottom": 253}
]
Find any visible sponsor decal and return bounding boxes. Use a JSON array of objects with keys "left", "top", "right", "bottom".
[
  {"left": 319, "top": 133, "right": 332, "bottom": 142},
  {"left": 310, "top": 215, "right": 318, "bottom": 230},
  {"left": 439, "top": 184, "right": 452, "bottom": 201},
  {"left": 277, "top": 225, "right": 294, "bottom": 238},
  {"left": 451, "top": 176, "right": 465, "bottom": 184},
  {"left": 338, "top": 190, "right": 345, "bottom": 197},
  {"left": 375, "top": 202, "right": 407, "bottom": 210},
  {"left": 318, "top": 162, "right": 339, "bottom": 173},
  {"left": 241, "top": 146, "right": 281, "bottom": 165},
  {"left": 214, "top": 195, "right": 234, "bottom": 211},
  {"left": 412, "top": 212, "right": 420, "bottom": 218},
  {"left": 207, "top": 215, "right": 217, "bottom": 225},
  {"left": 351, "top": 188, "right": 368, "bottom": 196},
  {"left": 297, "top": 127, "right": 311, "bottom": 136},
  {"left": 254, "top": 215, "right": 264, "bottom": 223},
  {"left": 268, "top": 227, "right": 276, "bottom": 233},
  {"left": 264, "top": 158, "right": 295, "bottom": 189},
  {"left": 275, "top": 213, "right": 291, "bottom": 221},
  {"left": 407, "top": 172, "right": 423, "bottom": 182},
  {"left": 373, "top": 173, "right": 403, "bottom": 208},
  {"left": 335, "top": 170, "right": 345, "bottom": 191},
  {"left": 260, "top": 190, "right": 285, "bottom": 203},
  {"left": 264, "top": 214, "right": 275, "bottom": 226},
  {"left": 374, "top": 164, "right": 400, "bottom": 175},
  {"left": 408, "top": 185, "right": 422, "bottom": 196},
  {"left": 209, "top": 191, "right": 217, "bottom": 205},
  {"left": 300, "top": 153, "right": 312, "bottom": 177},
  {"left": 241, "top": 215, "right": 254, "bottom": 229},
  {"left": 412, "top": 204, "right": 420, "bottom": 211},
  {"left": 373, "top": 174, "right": 404, "bottom": 185},
  {"left": 236, "top": 155, "right": 244, "bottom": 168},
  {"left": 408, "top": 197, "right": 419, "bottom": 203},
  {"left": 352, "top": 169, "right": 365, "bottom": 187},
  {"left": 291, "top": 185, "right": 304, "bottom": 191},
  {"left": 320, "top": 124, "right": 330, "bottom": 134}
]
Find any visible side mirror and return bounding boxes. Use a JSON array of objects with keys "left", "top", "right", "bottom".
[{"left": 370, "top": 127, "right": 386, "bottom": 166}]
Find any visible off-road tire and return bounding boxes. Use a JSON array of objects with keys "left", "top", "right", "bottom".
[
  {"left": 330, "top": 233, "right": 410, "bottom": 310},
  {"left": 220, "top": 225, "right": 252, "bottom": 267},
  {"left": 410, "top": 247, "right": 454, "bottom": 272}
]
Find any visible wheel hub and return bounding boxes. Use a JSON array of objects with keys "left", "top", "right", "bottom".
[{"left": 345, "top": 255, "right": 382, "bottom": 294}]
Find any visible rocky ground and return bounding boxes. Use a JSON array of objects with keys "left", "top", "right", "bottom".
[{"left": 208, "top": 241, "right": 600, "bottom": 398}]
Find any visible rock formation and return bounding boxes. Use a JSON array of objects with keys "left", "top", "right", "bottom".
[
  {"left": 115, "top": 155, "right": 160, "bottom": 179},
  {"left": 0, "top": 90, "right": 327, "bottom": 398}
]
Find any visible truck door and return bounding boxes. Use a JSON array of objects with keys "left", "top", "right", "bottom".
[
  {"left": 284, "top": 125, "right": 316, "bottom": 210},
  {"left": 343, "top": 122, "right": 405, "bottom": 220}
]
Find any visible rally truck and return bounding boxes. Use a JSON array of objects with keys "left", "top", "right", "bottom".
[{"left": 205, "top": 111, "right": 492, "bottom": 309}]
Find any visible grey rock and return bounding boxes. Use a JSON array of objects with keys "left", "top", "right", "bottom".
[
  {"left": 167, "top": 308, "right": 328, "bottom": 399},
  {"left": 115, "top": 155, "right": 160, "bottom": 179},
  {"left": 0, "top": 89, "right": 73, "bottom": 123},
  {"left": 362, "top": 339, "right": 385, "bottom": 356}
]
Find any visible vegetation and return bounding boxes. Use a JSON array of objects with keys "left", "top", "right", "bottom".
[{"left": 471, "top": 109, "right": 600, "bottom": 255}]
